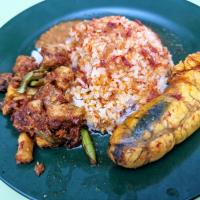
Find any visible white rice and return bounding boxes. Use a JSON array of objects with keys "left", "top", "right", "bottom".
[{"left": 31, "top": 50, "right": 43, "bottom": 65}]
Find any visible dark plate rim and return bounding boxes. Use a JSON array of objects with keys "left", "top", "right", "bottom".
[{"left": 0, "top": 1, "right": 199, "bottom": 200}]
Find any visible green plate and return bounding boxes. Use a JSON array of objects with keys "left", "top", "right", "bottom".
[{"left": 0, "top": 0, "right": 200, "bottom": 199}]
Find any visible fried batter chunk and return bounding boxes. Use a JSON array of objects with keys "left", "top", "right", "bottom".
[
  {"left": 47, "top": 104, "right": 85, "bottom": 129},
  {"left": 2, "top": 84, "right": 28, "bottom": 115},
  {"left": 12, "top": 99, "right": 49, "bottom": 136},
  {"left": 35, "top": 83, "right": 65, "bottom": 106},
  {"left": 11, "top": 83, "right": 85, "bottom": 148},
  {"left": 49, "top": 66, "right": 75, "bottom": 90},
  {"left": 40, "top": 44, "right": 69, "bottom": 68},
  {"left": 2, "top": 40, "right": 85, "bottom": 149},
  {"left": 13, "top": 56, "right": 38, "bottom": 77},
  {"left": 0, "top": 73, "right": 13, "bottom": 92}
]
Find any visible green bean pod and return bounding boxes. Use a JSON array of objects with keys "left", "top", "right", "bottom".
[
  {"left": 30, "top": 79, "right": 44, "bottom": 87},
  {"left": 17, "top": 71, "right": 34, "bottom": 93},
  {"left": 17, "top": 69, "right": 46, "bottom": 93},
  {"left": 81, "top": 128, "right": 97, "bottom": 165}
]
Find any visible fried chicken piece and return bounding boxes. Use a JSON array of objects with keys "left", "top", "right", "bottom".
[
  {"left": 12, "top": 100, "right": 85, "bottom": 148},
  {"left": 65, "top": 126, "right": 81, "bottom": 148},
  {"left": 0, "top": 73, "right": 13, "bottom": 92},
  {"left": 12, "top": 99, "right": 50, "bottom": 136},
  {"left": 13, "top": 56, "right": 38, "bottom": 77},
  {"left": 40, "top": 44, "right": 69, "bottom": 68},
  {"left": 35, "top": 83, "right": 66, "bottom": 106},
  {"left": 49, "top": 66, "right": 74, "bottom": 90},
  {"left": 11, "top": 81, "right": 85, "bottom": 148},
  {"left": 2, "top": 52, "right": 85, "bottom": 148},
  {"left": 46, "top": 101, "right": 85, "bottom": 148},
  {"left": 1, "top": 84, "right": 28, "bottom": 115},
  {"left": 16, "top": 132, "right": 34, "bottom": 164},
  {"left": 47, "top": 103, "right": 85, "bottom": 128}
]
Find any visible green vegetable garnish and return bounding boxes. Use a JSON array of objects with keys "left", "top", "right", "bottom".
[
  {"left": 81, "top": 128, "right": 97, "bottom": 165},
  {"left": 17, "top": 69, "right": 46, "bottom": 93},
  {"left": 30, "top": 79, "right": 44, "bottom": 87},
  {"left": 17, "top": 71, "right": 34, "bottom": 93}
]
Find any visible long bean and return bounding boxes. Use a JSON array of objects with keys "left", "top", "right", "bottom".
[
  {"left": 30, "top": 79, "right": 44, "bottom": 87},
  {"left": 17, "top": 69, "right": 46, "bottom": 93},
  {"left": 17, "top": 71, "right": 34, "bottom": 93},
  {"left": 81, "top": 128, "right": 97, "bottom": 165}
]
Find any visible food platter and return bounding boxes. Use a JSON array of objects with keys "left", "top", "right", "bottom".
[{"left": 0, "top": 0, "right": 200, "bottom": 199}]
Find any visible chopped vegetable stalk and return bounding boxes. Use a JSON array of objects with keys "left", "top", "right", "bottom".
[
  {"left": 30, "top": 79, "right": 44, "bottom": 87},
  {"left": 17, "top": 69, "right": 46, "bottom": 93},
  {"left": 17, "top": 71, "right": 34, "bottom": 93},
  {"left": 81, "top": 128, "right": 97, "bottom": 165}
]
